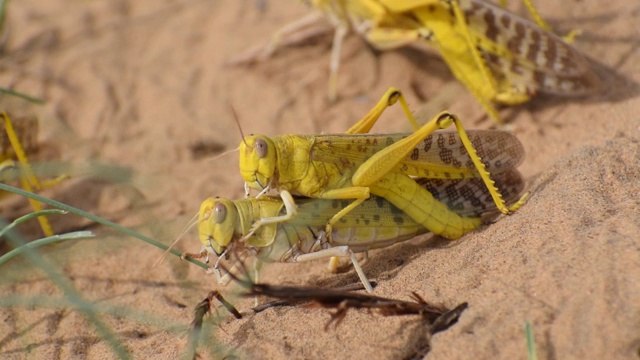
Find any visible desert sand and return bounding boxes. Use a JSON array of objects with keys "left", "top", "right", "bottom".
[{"left": 0, "top": 1, "right": 639, "bottom": 359}]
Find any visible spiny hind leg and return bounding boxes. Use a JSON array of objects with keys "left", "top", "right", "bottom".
[
  {"left": 352, "top": 110, "right": 527, "bottom": 214},
  {"left": 432, "top": 112, "right": 528, "bottom": 214},
  {"left": 373, "top": 109, "right": 527, "bottom": 214}
]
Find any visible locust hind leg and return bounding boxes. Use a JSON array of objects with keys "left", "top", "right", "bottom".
[
  {"left": 310, "top": 86, "right": 426, "bottom": 247},
  {"left": 439, "top": 113, "right": 530, "bottom": 214},
  {"left": 303, "top": 186, "right": 371, "bottom": 274},
  {"left": 352, "top": 110, "right": 527, "bottom": 217},
  {"left": 439, "top": 2, "right": 506, "bottom": 122},
  {"left": 371, "top": 171, "right": 483, "bottom": 239},
  {"left": 325, "top": 93, "right": 515, "bottom": 238},
  {"left": 409, "top": 2, "right": 520, "bottom": 122}
]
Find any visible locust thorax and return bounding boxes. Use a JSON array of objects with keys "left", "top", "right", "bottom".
[
  {"left": 239, "top": 135, "right": 277, "bottom": 191},
  {"left": 198, "top": 198, "right": 238, "bottom": 255}
]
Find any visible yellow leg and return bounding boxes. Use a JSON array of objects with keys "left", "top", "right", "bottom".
[
  {"left": 370, "top": 172, "right": 482, "bottom": 239},
  {"left": 323, "top": 92, "right": 529, "bottom": 236},
  {"left": 408, "top": 0, "right": 573, "bottom": 122},
  {"left": 345, "top": 87, "right": 420, "bottom": 134},
  {"left": 407, "top": 3, "right": 503, "bottom": 122},
  {"left": 1, "top": 112, "right": 54, "bottom": 237},
  {"left": 320, "top": 87, "right": 419, "bottom": 235},
  {"left": 447, "top": 1, "right": 505, "bottom": 121},
  {"left": 352, "top": 109, "right": 521, "bottom": 215},
  {"left": 325, "top": 88, "right": 524, "bottom": 238}
]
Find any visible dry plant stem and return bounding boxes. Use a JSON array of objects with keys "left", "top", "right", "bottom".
[
  {"left": 225, "top": 266, "right": 466, "bottom": 330},
  {"left": 250, "top": 281, "right": 375, "bottom": 313}
]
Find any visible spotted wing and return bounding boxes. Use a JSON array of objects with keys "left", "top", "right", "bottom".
[
  {"left": 461, "top": 0, "right": 602, "bottom": 96},
  {"left": 415, "top": 168, "right": 525, "bottom": 217},
  {"left": 309, "top": 130, "right": 524, "bottom": 179},
  {"left": 291, "top": 167, "right": 524, "bottom": 227}
]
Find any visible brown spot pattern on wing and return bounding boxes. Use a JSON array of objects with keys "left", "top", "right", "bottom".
[
  {"left": 415, "top": 169, "right": 524, "bottom": 217},
  {"left": 421, "top": 130, "right": 523, "bottom": 170},
  {"left": 460, "top": 0, "right": 601, "bottom": 95}
]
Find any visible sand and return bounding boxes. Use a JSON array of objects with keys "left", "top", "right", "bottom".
[{"left": 0, "top": 0, "right": 639, "bottom": 359}]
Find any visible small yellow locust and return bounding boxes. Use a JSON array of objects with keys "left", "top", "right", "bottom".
[
  {"left": 233, "top": 0, "right": 601, "bottom": 121},
  {"left": 0, "top": 112, "right": 58, "bottom": 237},
  {"left": 185, "top": 166, "right": 524, "bottom": 293},
  {"left": 239, "top": 87, "right": 527, "bottom": 247}
]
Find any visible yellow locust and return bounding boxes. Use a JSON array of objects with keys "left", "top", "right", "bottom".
[
  {"left": 239, "top": 87, "right": 528, "bottom": 248},
  {"left": 0, "top": 113, "right": 59, "bottom": 237},
  {"left": 186, "top": 167, "right": 524, "bottom": 292},
  {"left": 375, "top": 0, "right": 601, "bottom": 121},
  {"left": 233, "top": 0, "right": 601, "bottom": 121}
]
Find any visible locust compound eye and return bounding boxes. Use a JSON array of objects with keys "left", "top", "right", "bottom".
[
  {"left": 213, "top": 202, "right": 227, "bottom": 224},
  {"left": 255, "top": 138, "right": 268, "bottom": 158}
]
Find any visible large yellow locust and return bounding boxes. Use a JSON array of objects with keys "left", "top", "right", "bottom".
[
  {"left": 239, "top": 87, "right": 528, "bottom": 255},
  {"left": 0, "top": 112, "right": 58, "bottom": 237},
  {"left": 378, "top": 0, "right": 602, "bottom": 121},
  {"left": 233, "top": 0, "right": 601, "bottom": 121},
  {"left": 185, "top": 167, "right": 525, "bottom": 293}
]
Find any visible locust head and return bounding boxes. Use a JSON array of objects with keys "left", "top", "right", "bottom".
[
  {"left": 198, "top": 197, "right": 238, "bottom": 256},
  {"left": 239, "top": 135, "right": 277, "bottom": 192}
]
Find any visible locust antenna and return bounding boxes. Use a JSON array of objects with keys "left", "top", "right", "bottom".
[
  {"left": 152, "top": 210, "right": 200, "bottom": 268},
  {"left": 229, "top": 103, "right": 250, "bottom": 149},
  {"left": 204, "top": 146, "right": 240, "bottom": 163},
  {"left": 202, "top": 102, "right": 248, "bottom": 163}
]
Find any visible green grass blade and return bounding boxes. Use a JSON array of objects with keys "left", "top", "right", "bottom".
[
  {"left": 0, "top": 230, "right": 94, "bottom": 265},
  {"left": 524, "top": 321, "right": 538, "bottom": 360},
  {"left": 0, "top": 0, "right": 8, "bottom": 36},
  {"left": 1, "top": 219, "right": 132, "bottom": 359},
  {"left": 0, "top": 209, "right": 67, "bottom": 238},
  {"left": 0, "top": 182, "right": 207, "bottom": 270},
  {"left": 0, "top": 88, "right": 46, "bottom": 105}
]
